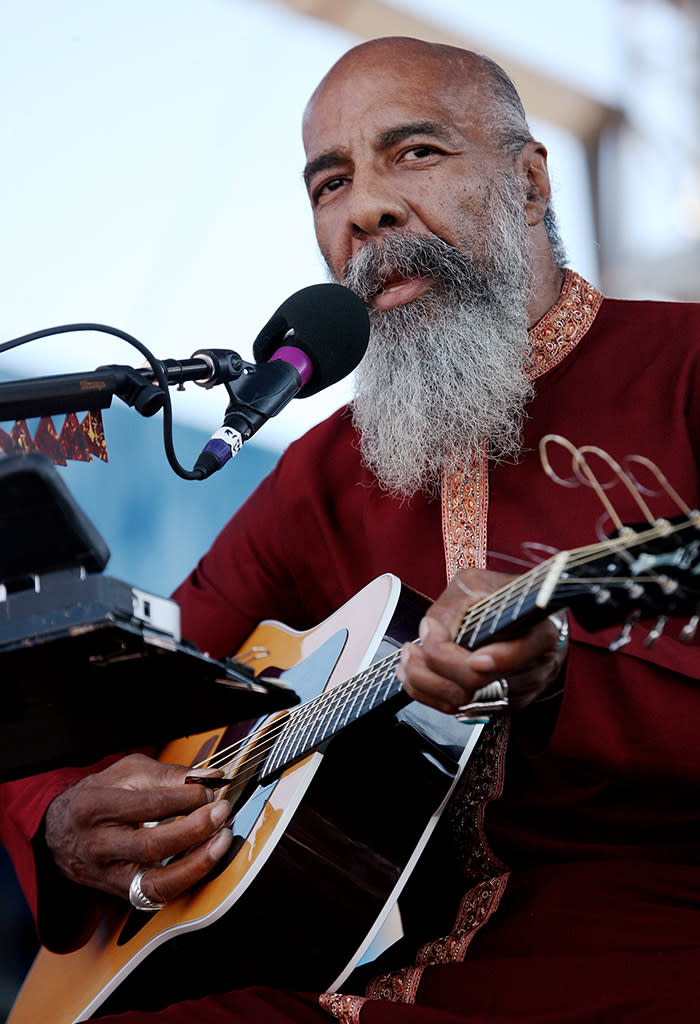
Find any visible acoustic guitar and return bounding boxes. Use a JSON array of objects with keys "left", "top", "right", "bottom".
[{"left": 9, "top": 513, "right": 700, "bottom": 1022}]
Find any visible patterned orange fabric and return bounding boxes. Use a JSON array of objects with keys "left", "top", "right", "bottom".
[
  {"left": 9, "top": 418, "right": 35, "bottom": 454},
  {"left": 0, "top": 410, "right": 108, "bottom": 464},
  {"left": 33, "top": 416, "right": 67, "bottom": 466},
  {"left": 81, "top": 410, "right": 109, "bottom": 462}
]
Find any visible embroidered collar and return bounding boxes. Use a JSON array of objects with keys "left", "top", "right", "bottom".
[{"left": 524, "top": 269, "right": 603, "bottom": 381}]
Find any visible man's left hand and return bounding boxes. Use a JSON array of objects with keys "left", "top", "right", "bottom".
[{"left": 395, "top": 568, "right": 568, "bottom": 714}]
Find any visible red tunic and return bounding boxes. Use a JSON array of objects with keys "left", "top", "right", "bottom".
[{"left": 3, "top": 274, "right": 700, "bottom": 1022}]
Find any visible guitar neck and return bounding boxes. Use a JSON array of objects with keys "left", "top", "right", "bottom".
[
  {"left": 261, "top": 513, "right": 700, "bottom": 781},
  {"left": 261, "top": 553, "right": 571, "bottom": 778}
]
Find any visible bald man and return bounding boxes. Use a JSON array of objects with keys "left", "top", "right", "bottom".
[{"left": 4, "top": 37, "right": 700, "bottom": 1024}]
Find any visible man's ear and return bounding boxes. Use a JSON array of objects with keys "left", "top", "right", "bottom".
[{"left": 519, "top": 141, "right": 551, "bottom": 226}]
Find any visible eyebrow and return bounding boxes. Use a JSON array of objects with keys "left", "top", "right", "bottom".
[
  {"left": 376, "top": 120, "right": 454, "bottom": 148},
  {"left": 303, "top": 120, "right": 454, "bottom": 188},
  {"left": 303, "top": 150, "right": 346, "bottom": 188}
]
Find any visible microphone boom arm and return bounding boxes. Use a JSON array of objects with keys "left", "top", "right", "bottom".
[{"left": 0, "top": 350, "right": 248, "bottom": 422}]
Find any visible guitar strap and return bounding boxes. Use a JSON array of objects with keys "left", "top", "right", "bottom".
[{"left": 322, "top": 273, "right": 603, "bottom": 1020}]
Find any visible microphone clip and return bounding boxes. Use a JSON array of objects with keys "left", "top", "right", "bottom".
[
  {"left": 219, "top": 358, "right": 304, "bottom": 441},
  {"left": 189, "top": 348, "right": 245, "bottom": 389},
  {"left": 192, "top": 358, "right": 305, "bottom": 481}
]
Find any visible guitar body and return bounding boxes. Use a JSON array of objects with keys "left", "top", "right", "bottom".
[{"left": 10, "top": 574, "right": 483, "bottom": 1023}]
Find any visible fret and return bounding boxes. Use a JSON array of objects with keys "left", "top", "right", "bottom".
[
  {"left": 323, "top": 680, "right": 354, "bottom": 736},
  {"left": 341, "top": 667, "right": 372, "bottom": 722},
  {"left": 512, "top": 566, "right": 541, "bottom": 619},
  {"left": 261, "top": 725, "right": 285, "bottom": 778},
  {"left": 460, "top": 597, "right": 490, "bottom": 649},
  {"left": 293, "top": 700, "right": 324, "bottom": 758},
  {"left": 490, "top": 583, "right": 513, "bottom": 634},
  {"left": 266, "top": 707, "right": 304, "bottom": 775}
]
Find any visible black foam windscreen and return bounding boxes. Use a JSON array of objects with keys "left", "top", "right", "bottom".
[{"left": 252, "top": 283, "right": 370, "bottom": 398}]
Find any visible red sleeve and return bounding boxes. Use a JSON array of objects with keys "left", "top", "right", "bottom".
[
  {"left": 172, "top": 464, "right": 294, "bottom": 660},
  {"left": 0, "top": 757, "right": 121, "bottom": 951}
]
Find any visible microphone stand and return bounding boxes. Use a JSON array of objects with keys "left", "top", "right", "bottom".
[{"left": 0, "top": 349, "right": 248, "bottom": 421}]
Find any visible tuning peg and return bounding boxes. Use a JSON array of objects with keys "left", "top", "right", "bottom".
[
  {"left": 644, "top": 615, "right": 668, "bottom": 647},
  {"left": 609, "top": 614, "right": 638, "bottom": 651},
  {"left": 680, "top": 615, "right": 699, "bottom": 643},
  {"left": 657, "top": 574, "right": 679, "bottom": 595}
]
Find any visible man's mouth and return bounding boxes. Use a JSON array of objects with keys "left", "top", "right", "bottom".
[{"left": 369, "top": 275, "right": 434, "bottom": 311}]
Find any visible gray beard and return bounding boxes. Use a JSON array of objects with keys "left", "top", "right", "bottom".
[{"left": 341, "top": 178, "right": 534, "bottom": 499}]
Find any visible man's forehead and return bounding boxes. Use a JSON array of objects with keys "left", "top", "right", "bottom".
[{"left": 302, "top": 47, "right": 490, "bottom": 157}]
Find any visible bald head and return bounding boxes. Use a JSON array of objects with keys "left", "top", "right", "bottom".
[{"left": 304, "top": 37, "right": 533, "bottom": 158}]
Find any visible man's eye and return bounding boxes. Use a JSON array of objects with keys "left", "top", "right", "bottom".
[
  {"left": 403, "top": 145, "right": 437, "bottom": 160},
  {"left": 315, "top": 177, "right": 345, "bottom": 202}
]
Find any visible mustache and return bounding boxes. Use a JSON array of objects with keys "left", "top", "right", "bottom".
[{"left": 342, "top": 232, "right": 488, "bottom": 303}]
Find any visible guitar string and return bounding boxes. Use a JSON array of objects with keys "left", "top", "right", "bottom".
[
  {"left": 190, "top": 566, "right": 676, "bottom": 794},
  {"left": 196, "top": 527, "right": 696, "bottom": 788},
  {"left": 193, "top": 518, "right": 696, "bottom": 784},
  {"left": 190, "top": 563, "right": 680, "bottom": 792},
  {"left": 192, "top": 518, "right": 698, "bottom": 786}
]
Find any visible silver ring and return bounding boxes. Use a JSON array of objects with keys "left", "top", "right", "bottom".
[
  {"left": 549, "top": 613, "right": 569, "bottom": 651},
  {"left": 455, "top": 678, "right": 509, "bottom": 720},
  {"left": 128, "top": 868, "right": 165, "bottom": 912}
]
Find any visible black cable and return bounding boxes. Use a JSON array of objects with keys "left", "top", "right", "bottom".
[{"left": 0, "top": 323, "right": 202, "bottom": 480}]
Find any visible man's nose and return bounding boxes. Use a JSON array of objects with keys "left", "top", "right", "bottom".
[{"left": 347, "top": 171, "right": 409, "bottom": 249}]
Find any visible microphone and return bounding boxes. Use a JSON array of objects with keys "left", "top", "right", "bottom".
[{"left": 193, "top": 283, "right": 370, "bottom": 479}]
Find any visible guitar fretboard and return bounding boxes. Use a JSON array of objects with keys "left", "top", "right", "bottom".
[
  {"left": 261, "top": 651, "right": 404, "bottom": 780},
  {"left": 456, "top": 551, "right": 570, "bottom": 649},
  {"left": 261, "top": 553, "right": 570, "bottom": 779}
]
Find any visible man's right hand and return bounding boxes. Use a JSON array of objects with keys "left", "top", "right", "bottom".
[{"left": 44, "top": 753, "right": 233, "bottom": 907}]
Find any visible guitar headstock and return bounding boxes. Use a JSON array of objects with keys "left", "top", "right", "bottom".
[
  {"left": 535, "top": 437, "right": 700, "bottom": 646},
  {"left": 457, "top": 442, "right": 700, "bottom": 654},
  {"left": 554, "top": 514, "right": 700, "bottom": 641}
]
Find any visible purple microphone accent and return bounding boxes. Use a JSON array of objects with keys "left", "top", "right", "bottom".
[{"left": 269, "top": 345, "right": 313, "bottom": 388}]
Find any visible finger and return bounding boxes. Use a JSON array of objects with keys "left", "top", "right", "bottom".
[
  {"left": 400, "top": 616, "right": 565, "bottom": 712},
  {"left": 468, "top": 615, "right": 567, "bottom": 677},
  {"left": 125, "top": 799, "right": 232, "bottom": 865},
  {"left": 396, "top": 640, "right": 479, "bottom": 713},
  {"left": 468, "top": 620, "right": 567, "bottom": 708},
  {"left": 85, "top": 797, "right": 230, "bottom": 870},
  {"left": 417, "top": 615, "right": 500, "bottom": 686},
  {"left": 96, "top": 754, "right": 220, "bottom": 797},
  {"left": 136, "top": 826, "right": 234, "bottom": 905},
  {"left": 120, "top": 816, "right": 234, "bottom": 906},
  {"left": 70, "top": 783, "right": 213, "bottom": 830}
]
